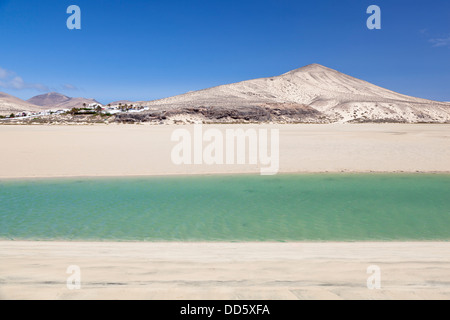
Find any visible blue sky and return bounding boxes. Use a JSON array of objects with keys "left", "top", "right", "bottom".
[{"left": 0, "top": 0, "right": 449, "bottom": 103}]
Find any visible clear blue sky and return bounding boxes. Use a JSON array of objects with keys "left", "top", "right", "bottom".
[{"left": 0, "top": 0, "right": 449, "bottom": 103}]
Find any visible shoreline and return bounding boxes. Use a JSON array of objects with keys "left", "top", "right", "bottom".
[
  {"left": 1, "top": 239, "right": 450, "bottom": 243},
  {"left": 1, "top": 171, "right": 450, "bottom": 181}
]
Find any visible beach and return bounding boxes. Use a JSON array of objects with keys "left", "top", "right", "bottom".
[
  {"left": 1, "top": 124, "right": 449, "bottom": 300},
  {"left": 0, "top": 124, "right": 449, "bottom": 179},
  {"left": 1, "top": 241, "right": 449, "bottom": 300}
]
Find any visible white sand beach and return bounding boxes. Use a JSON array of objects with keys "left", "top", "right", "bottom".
[
  {"left": 0, "top": 124, "right": 449, "bottom": 179},
  {"left": 1, "top": 241, "right": 449, "bottom": 300}
]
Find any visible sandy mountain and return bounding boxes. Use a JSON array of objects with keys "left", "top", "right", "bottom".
[
  {"left": 0, "top": 92, "right": 49, "bottom": 116},
  {"left": 27, "top": 92, "right": 101, "bottom": 110},
  {"left": 135, "top": 64, "right": 450, "bottom": 123}
]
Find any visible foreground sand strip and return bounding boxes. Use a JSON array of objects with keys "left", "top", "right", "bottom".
[{"left": 1, "top": 241, "right": 449, "bottom": 300}]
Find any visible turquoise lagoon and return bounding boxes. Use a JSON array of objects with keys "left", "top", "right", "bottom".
[{"left": 0, "top": 174, "right": 449, "bottom": 241}]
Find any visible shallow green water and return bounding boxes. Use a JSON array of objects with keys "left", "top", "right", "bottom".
[{"left": 0, "top": 174, "right": 449, "bottom": 241}]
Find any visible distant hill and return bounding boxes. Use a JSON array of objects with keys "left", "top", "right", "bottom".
[
  {"left": 27, "top": 92, "right": 101, "bottom": 109},
  {"left": 132, "top": 64, "right": 450, "bottom": 123},
  {"left": 0, "top": 92, "right": 48, "bottom": 115}
]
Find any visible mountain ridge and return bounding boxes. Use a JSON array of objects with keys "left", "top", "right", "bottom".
[
  {"left": 131, "top": 63, "right": 450, "bottom": 123},
  {"left": 2, "top": 64, "right": 449, "bottom": 123},
  {"left": 27, "top": 92, "right": 101, "bottom": 109}
]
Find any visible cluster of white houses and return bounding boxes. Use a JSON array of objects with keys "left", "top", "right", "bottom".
[{"left": 1, "top": 103, "right": 150, "bottom": 120}]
